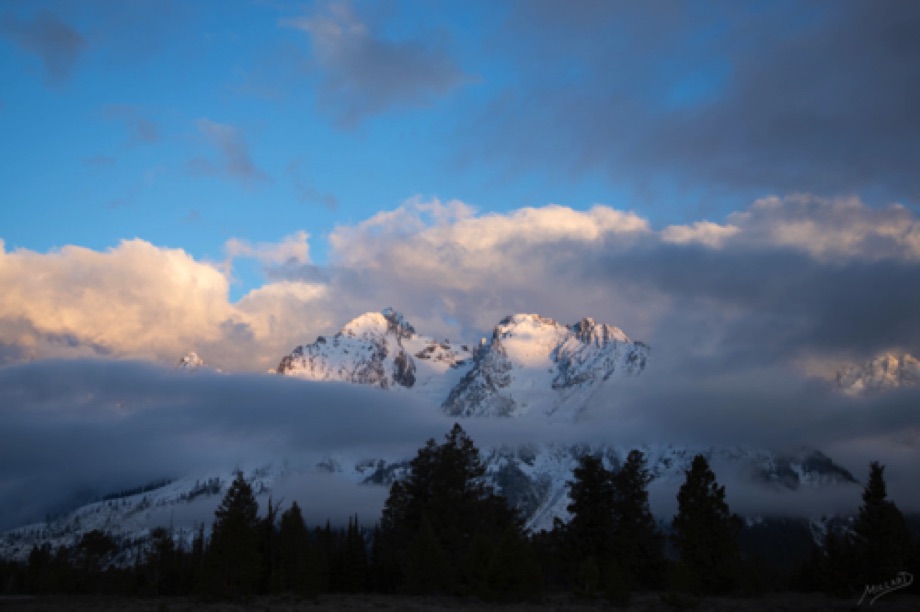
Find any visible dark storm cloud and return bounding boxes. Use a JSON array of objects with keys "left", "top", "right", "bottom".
[
  {"left": 0, "top": 359, "right": 451, "bottom": 531},
  {"left": 2, "top": 354, "right": 917, "bottom": 532},
  {"left": 484, "top": 0, "right": 920, "bottom": 201},
  {"left": 587, "top": 243, "right": 920, "bottom": 365},
  {"left": 281, "top": 1, "right": 471, "bottom": 126},
  {"left": 0, "top": 9, "right": 86, "bottom": 84}
]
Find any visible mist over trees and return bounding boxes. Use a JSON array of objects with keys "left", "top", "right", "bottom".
[{"left": 1, "top": 426, "right": 918, "bottom": 605}]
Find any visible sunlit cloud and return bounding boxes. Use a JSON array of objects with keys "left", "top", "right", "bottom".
[{"left": 2, "top": 195, "right": 920, "bottom": 374}]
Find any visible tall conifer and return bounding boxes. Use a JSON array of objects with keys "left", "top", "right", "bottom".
[{"left": 671, "top": 455, "right": 741, "bottom": 595}]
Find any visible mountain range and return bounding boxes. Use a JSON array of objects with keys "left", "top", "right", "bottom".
[
  {"left": 276, "top": 307, "right": 648, "bottom": 420},
  {"left": 0, "top": 309, "right": 867, "bottom": 561},
  {"left": 836, "top": 352, "right": 920, "bottom": 395}
]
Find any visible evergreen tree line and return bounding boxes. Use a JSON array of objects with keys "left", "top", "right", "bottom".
[{"left": 1, "top": 424, "right": 918, "bottom": 604}]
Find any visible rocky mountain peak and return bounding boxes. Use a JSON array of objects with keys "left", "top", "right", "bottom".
[
  {"left": 176, "top": 352, "right": 203, "bottom": 372},
  {"left": 278, "top": 309, "right": 648, "bottom": 421},
  {"left": 492, "top": 313, "right": 562, "bottom": 340},
  {"left": 340, "top": 308, "right": 416, "bottom": 341},
  {"left": 837, "top": 352, "right": 920, "bottom": 395},
  {"left": 572, "top": 317, "right": 631, "bottom": 346}
]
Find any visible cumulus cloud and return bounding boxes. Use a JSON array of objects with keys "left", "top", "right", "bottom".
[
  {"left": 725, "top": 195, "right": 920, "bottom": 261},
  {"left": 0, "top": 238, "right": 328, "bottom": 371},
  {"left": 281, "top": 1, "right": 471, "bottom": 125},
  {"left": 225, "top": 231, "right": 311, "bottom": 268},
  {"left": 2, "top": 194, "right": 920, "bottom": 377},
  {"left": 0, "top": 9, "right": 86, "bottom": 84},
  {"left": 3, "top": 196, "right": 920, "bottom": 528},
  {"left": 661, "top": 221, "right": 739, "bottom": 248},
  {"left": 192, "top": 118, "right": 269, "bottom": 186}
]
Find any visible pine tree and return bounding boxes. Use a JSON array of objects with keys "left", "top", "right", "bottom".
[
  {"left": 276, "top": 501, "right": 316, "bottom": 595},
  {"left": 257, "top": 497, "right": 280, "bottom": 593},
  {"left": 200, "top": 470, "right": 262, "bottom": 599},
  {"left": 564, "top": 450, "right": 664, "bottom": 596},
  {"left": 611, "top": 450, "right": 665, "bottom": 590},
  {"left": 671, "top": 454, "right": 741, "bottom": 595},
  {"left": 850, "top": 462, "right": 911, "bottom": 585},
  {"left": 376, "top": 423, "right": 520, "bottom": 594},
  {"left": 405, "top": 516, "right": 450, "bottom": 594},
  {"left": 341, "top": 515, "right": 368, "bottom": 592},
  {"left": 485, "top": 524, "right": 542, "bottom": 602},
  {"left": 144, "top": 527, "right": 182, "bottom": 596},
  {"left": 566, "top": 454, "right": 616, "bottom": 570}
]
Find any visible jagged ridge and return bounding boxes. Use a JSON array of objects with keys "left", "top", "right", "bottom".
[
  {"left": 277, "top": 309, "right": 649, "bottom": 420},
  {"left": 837, "top": 352, "right": 920, "bottom": 395}
]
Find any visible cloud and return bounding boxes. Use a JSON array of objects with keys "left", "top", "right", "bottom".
[
  {"left": 225, "top": 231, "right": 311, "bottom": 268},
  {"left": 478, "top": 1, "right": 920, "bottom": 202},
  {"left": 285, "top": 159, "right": 338, "bottom": 210},
  {"left": 0, "top": 359, "right": 450, "bottom": 531},
  {"left": 0, "top": 9, "right": 86, "bottom": 84},
  {"left": 2, "top": 194, "right": 920, "bottom": 378},
  {"left": 661, "top": 221, "right": 740, "bottom": 248},
  {"left": 319, "top": 195, "right": 920, "bottom": 367},
  {"left": 281, "top": 1, "right": 471, "bottom": 125},
  {"left": 0, "top": 238, "right": 329, "bottom": 371},
  {"left": 0, "top": 354, "right": 917, "bottom": 532},
  {"left": 102, "top": 104, "right": 159, "bottom": 145},
  {"left": 194, "top": 118, "right": 269, "bottom": 186},
  {"left": 3, "top": 195, "right": 920, "bottom": 528},
  {"left": 0, "top": 239, "right": 233, "bottom": 361},
  {"left": 725, "top": 195, "right": 920, "bottom": 261}
]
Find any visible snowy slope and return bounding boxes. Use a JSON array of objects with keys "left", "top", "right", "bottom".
[
  {"left": 443, "top": 314, "right": 648, "bottom": 419},
  {"left": 276, "top": 307, "right": 473, "bottom": 406},
  {"left": 277, "top": 310, "right": 648, "bottom": 420}
]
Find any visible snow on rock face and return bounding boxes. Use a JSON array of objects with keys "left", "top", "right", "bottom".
[
  {"left": 278, "top": 310, "right": 648, "bottom": 420},
  {"left": 276, "top": 308, "right": 472, "bottom": 402},
  {"left": 836, "top": 352, "right": 920, "bottom": 395},
  {"left": 443, "top": 313, "right": 649, "bottom": 419},
  {"left": 176, "top": 352, "right": 204, "bottom": 372}
]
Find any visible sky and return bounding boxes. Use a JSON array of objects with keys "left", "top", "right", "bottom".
[{"left": 1, "top": 0, "right": 920, "bottom": 527}]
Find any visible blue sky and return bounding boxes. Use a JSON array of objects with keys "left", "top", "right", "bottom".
[
  {"left": 1, "top": 0, "right": 627, "bottom": 277},
  {"left": 1, "top": 0, "right": 919, "bottom": 371},
  {"left": 0, "top": 2, "right": 803, "bottom": 264},
  {"left": 2, "top": 1, "right": 920, "bottom": 527}
]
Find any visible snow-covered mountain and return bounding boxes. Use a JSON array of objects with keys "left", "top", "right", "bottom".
[
  {"left": 277, "top": 309, "right": 648, "bottom": 420},
  {"left": 176, "top": 351, "right": 204, "bottom": 372},
  {"left": 836, "top": 352, "right": 920, "bottom": 395},
  {"left": 444, "top": 314, "right": 648, "bottom": 419},
  {"left": 0, "top": 308, "right": 863, "bottom": 560},
  {"left": 276, "top": 307, "right": 472, "bottom": 405}
]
